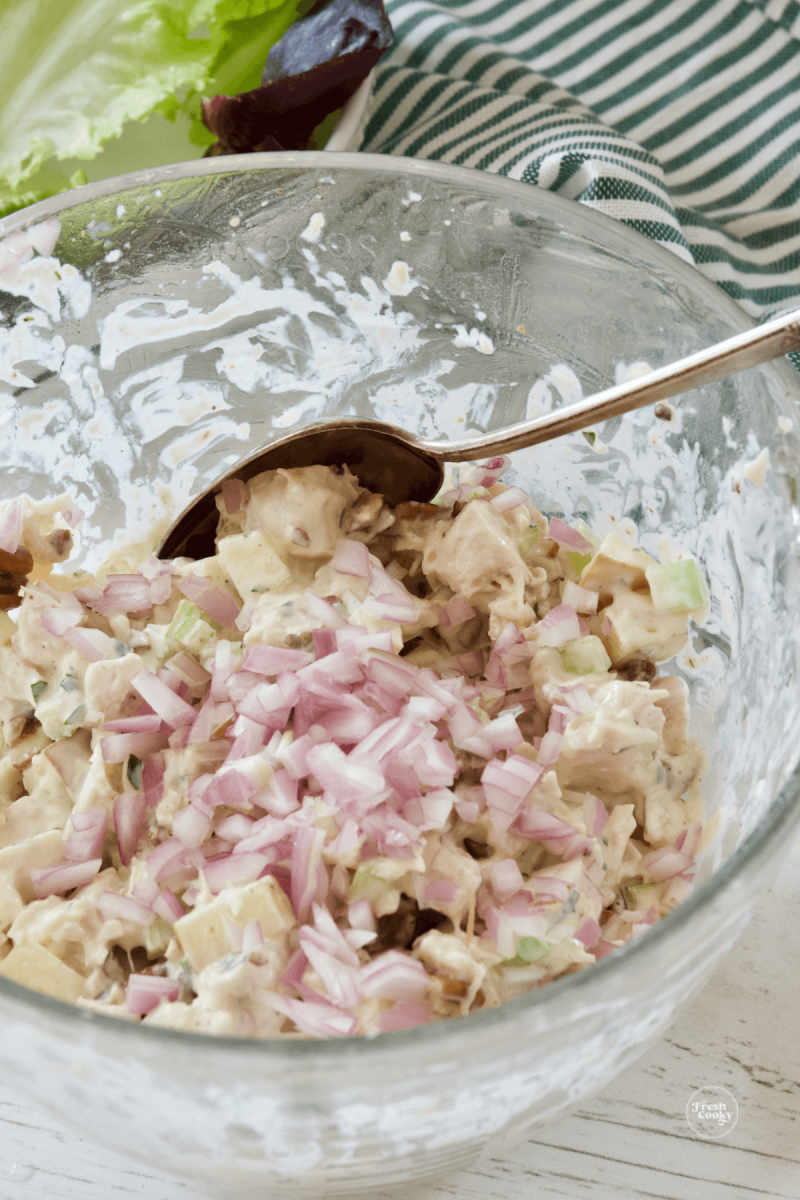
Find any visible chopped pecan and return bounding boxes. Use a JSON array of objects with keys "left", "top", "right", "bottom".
[
  {"left": 364, "top": 895, "right": 450, "bottom": 957},
  {"left": 615, "top": 657, "right": 657, "bottom": 683}
]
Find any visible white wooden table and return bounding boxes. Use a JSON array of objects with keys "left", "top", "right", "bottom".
[{"left": 1, "top": 833, "right": 798, "bottom": 1200}]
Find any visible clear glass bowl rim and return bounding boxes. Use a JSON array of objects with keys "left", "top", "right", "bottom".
[{"left": 1, "top": 151, "right": 799, "bottom": 1059}]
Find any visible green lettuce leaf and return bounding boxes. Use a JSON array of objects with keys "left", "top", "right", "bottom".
[{"left": 0, "top": 0, "right": 300, "bottom": 216}]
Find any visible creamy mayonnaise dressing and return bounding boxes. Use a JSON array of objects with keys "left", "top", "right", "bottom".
[{"left": 0, "top": 466, "right": 708, "bottom": 1037}]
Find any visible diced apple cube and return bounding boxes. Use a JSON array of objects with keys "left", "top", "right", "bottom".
[
  {"left": 218, "top": 532, "right": 290, "bottom": 598},
  {"left": 580, "top": 534, "right": 656, "bottom": 592},
  {"left": 174, "top": 875, "right": 294, "bottom": 973},
  {"left": 0, "top": 943, "right": 85, "bottom": 1002}
]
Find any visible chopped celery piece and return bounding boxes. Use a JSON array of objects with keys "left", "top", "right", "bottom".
[
  {"left": 645, "top": 559, "right": 708, "bottom": 613},
  {"left": 517, "top": 936, "right": 553, "bottom": 962},
  {"left": 626, "top": 882, "right": 664, "bottom": 911},
  {"left": 502, "top": 937, "right": 554, "bottom": 966},
  {"left": 349, "top": 867, "right": 384, "bottom": 903},
  {"left": 145, "top": 915, "right": 171, "bottom": 958},
  {"left": 518, "top": 524, "right": 543, "bottom": 557},
  {"left": 167, "top": 599, "right": 218, "bottom": 653},
  {"left": 560, "top": 635, "right": 611, "bottom": 676},
  {"left": 566, "top": 549, "right": 593, "bottom": 574},
  {"left": 31, "top": 680, "right": 47, "bottom": 702}
]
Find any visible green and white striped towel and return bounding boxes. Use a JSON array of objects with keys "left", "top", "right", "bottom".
[{"left": 362, "top": 0, "right": 800, "bottom": 321}]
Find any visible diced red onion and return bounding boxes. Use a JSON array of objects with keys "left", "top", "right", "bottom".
[
  {"left": 347, "top": 898, "right": 376, "bottom": 933},
  {"left": 640, "top": 846, "right": 694, "bottom": 881},
  {"left": 166, "top": 653, "right": 211, "bottom": 689},
  {"left": 312, "top": 627, "right": 337, "bottom": 658},
  {"left": 514, "top": 805, "right": 592, "bottom": 860},
  {"left": 531, "top": 875, "right": 572, "bottom": 903},
  {"left": 536, "top": 604, "right": 582, "bottom": 648},
  {"left": 0, "top": 498, "right": 24, "bottom": 555},
  {"left": 220, "top": 478, "right": 247, "bottom": 515},
  {"left": 674, "top": 822, "right": 701, "bottom": 860},
  {"left": 143, "top": 755, "right": 165, "bottom": 808},
  {"left": 575, "top": 917, "right": 603, "bottom": 948},
  {"left": 178, "top": 574, "right": 241, "bottom": 628},
  {"left": 331, "top": 538, "right": 371, "bottom": 578},
  {"left": 85, "top": 575, "right": 153, "bottom": 616},
  {"left": 30, "top": 858, "right": 102, "bottom": 899},
  {"left": 360, "top": 951, "right": 430, "bottom": 1001},
  {"left": 63, "top": 626, "right": 113, "bottom": 662},
  {"left": 299, "top": 933, "right": 360, "bottom": 1009},
  {"left": 63, "top": 808, "right": 107, "bottom": 862},
  {"left": 214, "top": 813, "right": 256, "bottom": 844},
  {"left": 454, "top": 796, "right": 481, "bottom": 823},
  {"left": 98, "top": 891, "right": 153, "bottom": 925},
  {"left": 491, "top": 858, "right": 525, "bottom": 901},
  {"left": 305, "top": 590, "right": 348, "bottom": 628},
  {"left": 101, "top": 731, "right": 167, "bottom": 763},
  {"left": 436, "top": 593, "right": 476, "bottom": 628},
  {"left": 662, "top": 875, "right": 693, "bottom": 907},
  {"left": 126, "top": 974, "right": 181, "bottom": 1016},
  {"left": 103, "top": 714, "right": 162, "bottom": 734},
  {"left": 40, "top": 606, "right": 81, "bottom": 637},
  {"left": 152, "top": 888, "right": 184, "bottom": 924},
  {"left": 424, "top": 879, "right": 458, "bottom": 903},
  {"left": 469, "top": 456, "right": 509, "bottom": 488},
  {"left": 291, "top": 824, "right": 325, "bottom": 922},
  {"left": 482, "top": 755, "right": 543, "bottom": 830},
  {"left": 202, "top": 851, "right": 269, "bottom": 893},
  {"left": 173, "top": 802, "right": 211, "bottom": 849},
  {"left": 261, "top": 991, "right": 357, "bottom": 1037},
  {"left": 537, "top": 729, "right": 563, "bottom": 767},
  {"left": 114, "top": 792, "right": 146, "bottom": 866},
  {"left": 490, "top": 486, "right": 529, "bottom": 512},
  {"left": 548, "top": 517, "right": 594, "bottom": 554},
  {"left": 378, "top": 1000, "right": 433, "bottom": 1031},
  {"left": 562, "top": 579, "right": 599, "bottom": 614},
  {"left": 242, "top": 919, "right": 264, "bottom": 956},
  {"left": 131, "top": 670, "right": 195, "bottom": 729},
  {"left": 584, "top": 795, "right": 609, "bottom": 838},
  {"left": 243, "top": 645, "right": 314, "bottom": 675}
]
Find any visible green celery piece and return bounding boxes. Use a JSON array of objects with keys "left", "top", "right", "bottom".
[
  {"left": 518, "top": 524, "right": 543, "bottom": 558},
  {"left": 31, "top": 680, "right": 47, "bottom": 702},
  {"left": 146, "top": 915, "right": 171, "bottom": 957},
  {"left": 645, "top": 559, "right": 708, "bottom": 613},
  {"left": 517, "top": 936, "right": 553, "bottom": 963},
  {"left": 626, "top": 882, "right": 663, "bottom": 911},
  {"left": 0, "top": 0, "right": 301, "bottom": 204},
  {"left": 560, "top": 635, "right": 611, "bottom": 676},
  {"left": 565, "top": 520, "right": 598, "bottom": 575},
  {"left": 566, "top": 550, "right": 592, "bottom": 574},
  {"left": 502, "top": 937, "right": 554, "bottom": 967},
  {"left": 349, "top": 867, "right": 384, "bottom": 903},
  {"left": 167, "top": 599, "right": 218, "bottom": 652}
]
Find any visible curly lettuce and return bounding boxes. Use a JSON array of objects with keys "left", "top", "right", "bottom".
[{"left": 0, "top": 0, "right": 301, "bottom": 217}]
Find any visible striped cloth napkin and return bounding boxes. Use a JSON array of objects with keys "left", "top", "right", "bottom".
[{"left": 362, "top": 0, "right": 800, "bottom": 323}]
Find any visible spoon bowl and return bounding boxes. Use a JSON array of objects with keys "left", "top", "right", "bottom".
[{"left": 159, "top": 307, "right": 800, "bottom": 559}]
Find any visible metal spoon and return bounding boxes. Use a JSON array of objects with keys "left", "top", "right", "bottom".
[{"left": 159, "top": 308, "right": 800, "bottom": 559}]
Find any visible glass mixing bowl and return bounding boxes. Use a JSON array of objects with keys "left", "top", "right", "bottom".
[{"left": 0, "top": 153, "right": 799, "bottom": 1198}]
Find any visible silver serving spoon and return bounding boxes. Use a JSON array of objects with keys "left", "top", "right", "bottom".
[{"left": 159, "top": 308, "right": 800, "bottom": 559}]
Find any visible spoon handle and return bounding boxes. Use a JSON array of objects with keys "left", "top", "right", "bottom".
[{"left": 431, "top": 307, "right": 800, "bottom": 462}]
